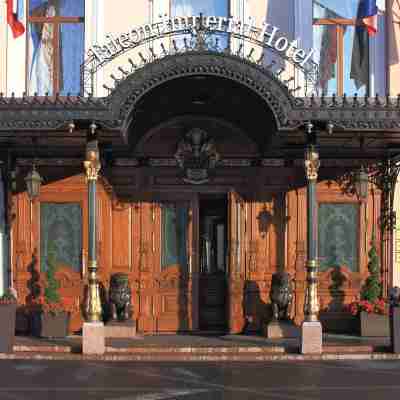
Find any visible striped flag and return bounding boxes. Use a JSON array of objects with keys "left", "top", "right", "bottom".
[
  {"left": 357, "top": 0, "right": 378, "bottom": 35},
  {"left": 6, "top": 0, "right": 25, "bottom": 38},
  {"left": 350, "top": 0, "right": 378, "bottom": 90}
]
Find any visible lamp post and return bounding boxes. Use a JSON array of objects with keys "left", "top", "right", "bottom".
[
  {"left": 301, "top": 122, "right": 323, "bottom": 354},
  {"left": 83, "top": 124, "right": 102, "bottom": 323}
]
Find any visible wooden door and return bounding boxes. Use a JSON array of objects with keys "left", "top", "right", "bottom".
[
  {"left": 141, "top": 200, "right": 193, "bottom": 332},
  {"left": 34, "top": 177, "right": 88, "bottom": 333},
  {"left": 227, "top": 189, "right": 247, "bottom": 333}
]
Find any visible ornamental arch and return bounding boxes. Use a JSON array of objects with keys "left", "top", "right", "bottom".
[{"left": 104, "top": 51, "right": 297, "bottom": 146}]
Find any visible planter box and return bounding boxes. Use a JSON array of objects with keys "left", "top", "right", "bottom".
[
  {"left": 359, "top": 311, "right": 390, "bottom": 337},
  {"left": 0, "top": 303, "right": 16, "bottom": 353},
  {"left": 320, "top": 312, "right": 358, "bottom": 334},
  {"left": 391, "top": 307, "right": 400, "bottom": 353},
  {"left": 31, "top": 312, "right": 70, "bottom": 338}
]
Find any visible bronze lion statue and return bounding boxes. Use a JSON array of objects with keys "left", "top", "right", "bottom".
[
  {"left": 270, "top": 271, "right": 293, "bottom": 321},
  {"left": 109, "top": 273, "right": 132, "bottom": 321}
]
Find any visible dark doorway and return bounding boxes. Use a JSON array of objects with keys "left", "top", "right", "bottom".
[{"left": 198, "top": 195, "right": 228, "bottom": 332}]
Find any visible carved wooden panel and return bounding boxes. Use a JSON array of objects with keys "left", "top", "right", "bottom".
[{"left": 111, "top": 206, "right": 131, "bottom": 270}]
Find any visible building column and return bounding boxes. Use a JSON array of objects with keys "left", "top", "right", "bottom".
[
  {"left": 83, "top": 128, "right": 102, "bottom": 322},
  {"left": 301, "top": 131, "right": 323, "bottom": 354},
  {"left": 82, "top": 124, "right": 105, "bottom": 355}
]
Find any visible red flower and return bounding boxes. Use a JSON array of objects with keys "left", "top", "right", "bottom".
[
  {"left": 30, "top": 295, "right": 73, "bottom": 316},
  {"left": 347, "top": 299, "right": 388, "bottom": 315}
]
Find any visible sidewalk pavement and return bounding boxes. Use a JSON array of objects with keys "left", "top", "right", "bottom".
[{"left": 3, "top": 333, "right": 398, "bottom": 362}]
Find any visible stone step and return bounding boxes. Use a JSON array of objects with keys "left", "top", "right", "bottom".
[{"left": 104, "top": 345, "right": 287, "bottom": 354}]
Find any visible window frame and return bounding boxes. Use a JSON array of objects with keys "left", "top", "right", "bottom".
[
  {"left": 313, "top": 15, "right": 369, "bottom": 96},
  {"left": 26, "top": 0, "right": 85, "bottom": 94}
]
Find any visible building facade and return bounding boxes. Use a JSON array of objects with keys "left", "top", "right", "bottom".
[{"left": 0, "top": 0, "right": 400, "bottom": 334}]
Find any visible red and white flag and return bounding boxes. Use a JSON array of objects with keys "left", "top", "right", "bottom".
[{"left": 6, "top": 0, "right": 25, "bottom": 39}]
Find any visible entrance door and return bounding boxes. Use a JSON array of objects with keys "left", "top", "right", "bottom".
[{"left": 198, "top": 197, "right": 228, "bottom": 331}]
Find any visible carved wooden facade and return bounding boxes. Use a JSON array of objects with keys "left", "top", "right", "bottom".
[
  {"left": 2, "top": 51, "right": 397, "bottom": 334},
  {"left": 11, "top": 163, "right": 384, "bottom": 334}
]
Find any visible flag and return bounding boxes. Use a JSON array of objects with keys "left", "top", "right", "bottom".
[
  {"left": 316, "top": 5, "right": 345, "bottom": 93},
  {"left": 6, "top": 0, "right": 25, "bottom": 39},
  {"left": 350, "top": 0, "right": 378, "bottom": 90},
  {"left": 357, "top": 0, "right": 378, "bottom": 36}
]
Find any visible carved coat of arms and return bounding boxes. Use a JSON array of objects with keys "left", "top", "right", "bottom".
[{"left": 175, "top": 128, "right": 219, "bottom": 184}]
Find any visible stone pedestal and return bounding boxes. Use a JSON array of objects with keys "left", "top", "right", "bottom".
[
  {"left": 104, "top": 320, "right": 137, "bottom": 338},
  {"left": 264, "top": 321, "right": 299, "bottom": 338},
  {"left": 391, "top": 307, "right": 400, "bottom": 353},
  {"left": 82, "top": 322, "right": 105, "bottom": 355},
  {"left": 301, "top": 321, "right": 322, "bottom": 354}
]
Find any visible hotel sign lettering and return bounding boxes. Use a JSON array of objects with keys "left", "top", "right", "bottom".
[{"left": 88, "top": 15, "right": 315, "bottom": 69}]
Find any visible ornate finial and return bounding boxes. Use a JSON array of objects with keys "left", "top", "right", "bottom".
[
  {"left": 68, "top": 121, "right": 75, "bottom": 134},
  {"left": 118, "top": 66, "right": 128, "bottom": 76},
  {"left": 353, "top": 93, "right": 359, "bottom": 106},
  {"left": 375, "top": 93, "right": 381, "bottom": 106},
  {"left": 247, "top": 48, "right": 255, "bottom": 60},
  {"left": 327, "top": 121, "right": 334, "bottom": 135},
  {"left": 342, "top": 93, "right": 348, "bottom": 106},
  {"left": 89, "top": 122, "right": 97, "bottom": 135},
  {"left": 306, "top": 121, "right": 313, "bottom": 135},
  {"left": 110, "top": 74, "right": 120, "bottom": 83},
  {"left": 128, "top": 58, "right": 137, "bottom": 70},
  {"left": 138, "top": 52, "right": 147, "bottom": 63},
  {"left": 331, "top": 93, "right": 337, "bottom": 106}
]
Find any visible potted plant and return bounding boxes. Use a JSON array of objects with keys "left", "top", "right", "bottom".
[
  {"left": 0, "top": 288, "right": 17, "bottom": 353},
  {"left": 31, "top": 242, "right": 73, "bottom": 338},
  {"left": 348, "top": 234, "right": 389, "bottom": 337}
]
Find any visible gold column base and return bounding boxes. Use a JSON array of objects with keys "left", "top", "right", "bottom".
[
  {"left": 83, "top": 261, "right": 103, "bottom": 322},
  {"left": 303, "top": 259, "right": 320, "bottom": 322}
]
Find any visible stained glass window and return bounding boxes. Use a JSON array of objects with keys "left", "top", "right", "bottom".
[
  {"left": 318, "top": 203, "right": 359, "bottom": 272},
  {"left": 28, "top": 0, "right": 85, "bottom": 95},
  {"left": 40, "top": 203, "right": 82, "bottom": 273},
  {"left": 161, "top": 203, "right": 188, "bottom": 270}
]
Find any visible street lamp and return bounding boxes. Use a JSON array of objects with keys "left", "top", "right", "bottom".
[{"left": 24, "top": 164, "right": 42, "bottom": 201}]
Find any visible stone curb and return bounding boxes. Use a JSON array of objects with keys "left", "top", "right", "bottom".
[{"left": 1, "top": 352, "right": 400, "bottom": 362}]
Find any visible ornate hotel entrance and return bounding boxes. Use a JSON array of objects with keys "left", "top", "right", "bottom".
[{"left": 3, "top": 45, "right": 396, "bottom": 338}]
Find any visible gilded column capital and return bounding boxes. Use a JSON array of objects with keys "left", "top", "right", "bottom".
[
  {"left": 304, "top": 145, "right": 320, "bottom": 181},
  {"left": 84, "top": 140, "right": 101, "bottom": 181}
]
